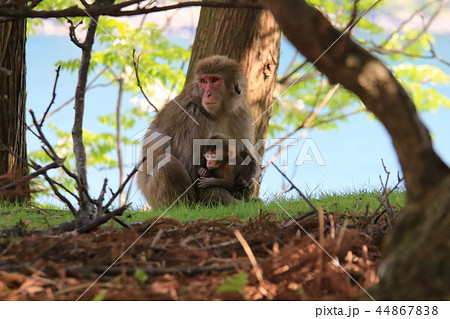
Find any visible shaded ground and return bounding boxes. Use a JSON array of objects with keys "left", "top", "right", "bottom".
[{"left": 0, "top": 211, "right": 393, "bottom": 300}]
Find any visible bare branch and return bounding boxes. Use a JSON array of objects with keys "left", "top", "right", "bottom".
[
  {"left": 66, "top": 18, "right": 84, "bottom": 49},
  {"left": 279, "top": 70, "right": 321, "bottom": 87},
  {"left": 132, "top": 49, "right": 158, "bottom": 112},
  {"left": 0, "top": 1, "right": 264, "bottom": 19},
  {"left": 278, "top": 59, "right": 308, "bottom": 84},
  {"left": 104, "top": 156, "right": 146, "bottom": 210},
  {"left": 345, "top": 0, "right": 359, "bottom": 34},
  {"left": 429, "top": 42, "right": 450, "bottom": 67},
  {"left": 30, "top": 66, "right": 110, "bottom": 128},
  {"left": 380, "top": 0, "right": 440, "bottom": 47},
  {"left": 370, "top": 0, "right": 448, "bottom": 55},
  {"left": 272, "top": 162, "right": 318, "bottom": 214},
  {"left": 113, "top": 216, "right": 130, "bottom": 228},
  {"left": 76, "top": 204, "right": 131, "bottom": 234},
  {"left": 41, "top": 171, "right": 77, "bottom": 214},
  {"left": 266, "top": 83, "right": 341, "bottom": 153},
  {"left": 40, "top": 65, "right": 61, "bottom": 127},
  {"left": 0, "top": 159, "right": 62, "bottom": 192}
]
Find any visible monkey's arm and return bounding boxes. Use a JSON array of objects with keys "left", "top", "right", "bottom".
[{"left": 197, "top": 177, "right": 234, "bottom": 190}]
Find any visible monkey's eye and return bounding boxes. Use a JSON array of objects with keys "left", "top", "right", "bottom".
[
  {"left": 200, "top": 78, "right": 207, "bottom": 84},
  {"left": 204, "top": 154, "right": 217, "bottom": 160},
  {"left": 211, "top": 77, "right": 219, "bottom": 83}
]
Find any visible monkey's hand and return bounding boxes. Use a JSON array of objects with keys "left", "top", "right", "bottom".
[
  {"left": 234, "top": 175, "right": 252, "bottom": 190},
  {"left": 198, "top": 167, "right": 210, "bottom": 177},
  {"left": 233, "top": 152, "right": 259, "bottom": 191},
  {"left": 197, "top": 177, "right": 213, "bottom": 188}
]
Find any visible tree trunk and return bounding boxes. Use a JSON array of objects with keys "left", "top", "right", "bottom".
[
  {"left": 0, "top": 11, "right": 28, "bottom": 200},
  {"left": 72, "top": 16, "right": 99, "bottom": 223},
  {"left": 376, "top": 174, "right": 450, "bottom": 300},
  {"left": 262, "top": 0, "right": 450, "bottom": 299},
  {"left": 186, "top": 0, "right": 281, "bottom": 149}
]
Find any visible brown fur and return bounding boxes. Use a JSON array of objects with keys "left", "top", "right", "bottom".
[
  {"left": 137, "top": 56, "right": 256, "bottom": 207},
  {"left": 197, "top": 134, "right": 237, "bottom": 191}
]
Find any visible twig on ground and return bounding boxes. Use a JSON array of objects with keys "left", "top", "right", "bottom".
[
  {"left": 0, "top": 262, "right": 250, "bottom": 277},
  {"left": 367, "top": 159, "right": 404, "bottom": 225},
  {"left": 234, "top": 230, "right": 268, "bottom": 297}
]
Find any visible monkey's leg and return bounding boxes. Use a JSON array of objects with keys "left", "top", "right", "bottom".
[
  {"left": 197, "top": 187, "right": 236, "bottom": 206},
  {"left": 137, "top": 155, "right": 197, "bottom": 208}
]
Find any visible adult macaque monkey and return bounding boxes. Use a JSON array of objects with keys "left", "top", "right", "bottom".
[
  {"left": 137, "top": 56, "right": 258, "bottom": 207},
  {"left": 198, "top": 134, "right": 237, "bottom": 191}
]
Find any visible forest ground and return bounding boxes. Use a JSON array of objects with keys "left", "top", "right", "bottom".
[{"left": 0, "top": 192, "right": 402, "bottom": 300}]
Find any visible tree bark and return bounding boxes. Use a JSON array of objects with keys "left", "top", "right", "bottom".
[
  {"left": 186, "top": 0, "right": 281, "bottom": 148},
  {"left": 376, "top": 175, "right": 450, "bottom": 300},
  {"left": 262, "top": 0, "right": 450, "bottom": 300},
  {"left": 72, "top": 16, "right": 99, "bottom": 223},
  {"left": 0, "top": 8, "right": 28, "bottom": 201}
]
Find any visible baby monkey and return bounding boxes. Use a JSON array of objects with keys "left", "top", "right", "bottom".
[{"left": 197, "top": 134, "right": 237, "bottom": 190}]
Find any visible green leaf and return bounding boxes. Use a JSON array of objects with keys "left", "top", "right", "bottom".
[
  {"left": 216, "top": 273, "right": 248, "bottom": 296},
  {"left": 92, "top": 290, "right": 108, "bottom": 301},
  {"left": 134, "top": 269, "right": 149, "bottom": 284}
]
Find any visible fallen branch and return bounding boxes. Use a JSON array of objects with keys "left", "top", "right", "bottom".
[
  {"left": 0, "top": 262, "right": 249, "bottom": 277},
  {"left": 75, "top": 204, "right": 131, "bottom": 234},
  {"left": 234, "top": 230, "right": 268, "bottom": 297}
]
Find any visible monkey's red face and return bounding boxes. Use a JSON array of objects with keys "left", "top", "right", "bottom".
[
  {"left": 204, "top": 152, "right": 221, "bottom": 169},
  {"left": 198, "top": 74, "right": 224, "bottom": 110}
]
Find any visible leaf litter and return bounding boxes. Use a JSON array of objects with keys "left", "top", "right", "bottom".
[{"left": 0, "top": 210, "right": 394, "bottom": 300}]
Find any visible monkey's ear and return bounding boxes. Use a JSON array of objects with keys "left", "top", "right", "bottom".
[{"left": 234, "top": 83, "right": 241, "bottom": 95}]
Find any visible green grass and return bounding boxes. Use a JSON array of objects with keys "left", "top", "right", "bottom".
[
  {"left": 0, "top": 189, "right": 406, "bottom": 230},
  {"left": 0, "top": 201, "right": 72, "bottom": 230}
]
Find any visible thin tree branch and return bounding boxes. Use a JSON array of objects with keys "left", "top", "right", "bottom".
[
  {"left": 430, "top": 43, "right": 450, "bottom": 67},
  {"left": 40, "top": 65, "right": 61, "bottom": 128},
  {"left": 104, "top": 156, "right": 146, "bottom": 210},
  {"left": 76, "top": 204, "right": 131, "bottom": 234},
  {"left": 380, "top": 0, "right": 440, "bottom": 47},
  {"left": 66, "top": 18, "right": 84, "bottom": 49},
  {"left": 0, "top": 159, "right": 62, "bottom": 192},
  {"left": 370, "top": 0, "right": 448, "bottom": 54},
  {"left": 279, "top": 70, "right": 321, "bottom": 87},
  {"left": 266, "top": 83, "right": 342, "bottom": 153},
  {"left": 30, "top": 66, "right": 110, "bottom": 128},
  {"left": 41, "top": 171, "right": 77, "bottom": 214},
  {"left": 0, "top": 1, "right": 264, "bottom": 18},
  {"left": 278, "top": 59, "right": 308, "bottom": 84},
  {"left": 115, "top": 76, "right": 126, "bottom": 206},
  {"left": 272, "top": 162, "right": 318, "bottom": 214},
  {"left": 345, "top": 0, "right": 359, "bottom": 34},
  {"left": 132, "top": 49, "right": 158, "bottom": 112}
]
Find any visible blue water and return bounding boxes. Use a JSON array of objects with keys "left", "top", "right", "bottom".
[{"left": 26, "top": 34, "right": 450, "bottom": 206}]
